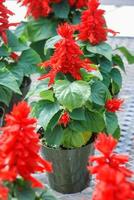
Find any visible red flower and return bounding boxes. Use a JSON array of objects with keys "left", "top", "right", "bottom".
[
  {"left": 88, "top": 133, "right": 134, "bottom": 200},
  {"left": 78, "top": 0, "right": 118, "bottom": 45},
  {"left": 0, "top": 184, "right": 8, "bottom": 200},
  {"left": 17, "top": 0, "right": 61, "bottom": 19},
  {"left": 58, "top": 111, "right": 70, "bottom": 127},
  {"left": 0, "top": 101, "right": 52, "bottom": 189},
  {"left": 68, "top": 0, "right": 88, "bottom": 8},
  {"left": 10, "top": 52, "right": 20, "bottom": 61},
  {"left": 105, "top": 98, "right": 124, "bottom": 112},
  {"left": 39, "top": 23, "right": 94, "bottom": 85},
  {"left": 0, "top": 0, "right": 18, "bottom": 44}
]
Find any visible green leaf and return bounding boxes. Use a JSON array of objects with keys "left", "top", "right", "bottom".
[
  {"left": 62, "top": 128, "right": 92, "bottom": 148},
  {"left": 110, "top": 68, "right": 122, "bottom": 88},
  {"left": 87, "top": 42, "right": 112, "bottom": 61},
  {"left": 0, "top": 86, "right": 12, "bottom": 106},
  {"left": 0, "top": 68, "right": 21, "bottom": 94},
  {"left": 38, "top": 101, "right": 60, "bottom": 130},
  {"left": 113, "top": 125, "right": 121, "bottom": 139},
  {"left": 6, "top": 30, "right": 28, "bottom": 52},
  {"left": 27, "top": 18, "right": 58, "bottom": 42},
  {"left": 47, "top": 111, "right": 62, "bottom": 130},
  {"left": 54, "top": 80, "right": 91, "bottom": 111},
  {"left": 112, "top": 54, "right": 125, "bottom": 72},
  {"left": 99, "top": 58, "right": 112, "bottom": 73},
  {"left": 111, "top": 81, "right": 120, "bottom": 95},
  {"left": 84, "top": 110, "right": 105, "bottom": 132},
  {"left": 53, "top": 0, "right": 70, "bottom": 19},
  {"left": 31, "top": 100, "right": 47, "bottom": 118},
  {"left": 91, "top": 81, "right": 110, "bottom": 105},
  {"left": 44, "top": 126, "right": 63, "bottom": 147},
  {"left": 117, "top": 46, "right": 134, "bottom": 64},
  {"left": 14, "top": 22, "right": 29, "bottom": 42},
  {"left": 26, "top": 79, "right": 50, "bottom": 99},
  {"left": 105, "top": 112, "right": 118, "bottom": 134},
  {"left": 15, "top": 182, "right": 36, "bottom": 200},
  {"left": 0, "top": 45, "right": 9, "bottom": 56},
  {"left": 70, "top": 108, "right": 86, "bottom": 121},
  {"left": 101, "top": 71, "right": 111, "bottom": 87},
  {"left": 39, "top": 188, "right": 57, "bottom": 200},
  {"left": 44, "top": 35, "right": 61, "bottom": 55},
  {"left": 40, "top": 90, "right": 54, "bottom": 102},
  {"left": 15, "top": 48, "right": 41, "bottom": 76},
  {"left": 80, "top": 68, "right": 103, "bottom": 81}
]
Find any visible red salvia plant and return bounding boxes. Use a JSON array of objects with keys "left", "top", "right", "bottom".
[
  {"left": 0, "top": 0, "right": 18, "bottom": 44},
  {"left": 0, "top": 101, "right": 52, "bottom": 199},
  {"left": 78, "top": 0, "right": 118, "bottom": 45},
  {"left": 105, "top": 98, "right": 124, "bottom": 113},
  {"left": 88, "top": 133, "right": 134, "bottom": 200},
  {"left": 39, "top": 22, "right": 95, "bottom": 85}
]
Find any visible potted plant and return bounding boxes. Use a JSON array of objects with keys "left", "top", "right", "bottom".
[
  {"left": 0, "top": 0, "right": 42, "bottom": 116},
  {"left": 27, "top": 22, "right": 123, "bottom": 195},
  {"left": 0, "top": 101, "right": 57, "bottom": 200}
]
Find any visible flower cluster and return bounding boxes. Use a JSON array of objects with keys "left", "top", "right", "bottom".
[
  {"left": 39, "top": 23, "right": 95, "bottom": 85},
  {"left": 0, "top": 101, "right": 52, "bottom": 199},
  {"left": 78, "top": 0, "right": 117, "bottom": 45},
  {"left": 68, "top": 0, "right": 88, "bottom": 8},
  {"left": 58, "top": 111, "right": 70, "bottom": 127},
  {"left": 0, "top": 0, "right": 17, "bottom": 44},
  {"left": 88, "top": 133, "right": 134, "bottom": 200},
  {"left": 105, "top": 98, "right": 124, "bottom": 113},
  {"left": 17, "top": 0, "right": 88, "bottom": 19}
]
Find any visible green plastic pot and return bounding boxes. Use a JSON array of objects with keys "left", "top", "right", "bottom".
[{"left": 41, "top": 139, "right": 94, "bottom": 194}]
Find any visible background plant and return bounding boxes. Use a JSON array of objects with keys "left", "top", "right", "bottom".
[
  {"left": 0, "top": 0, "right": 41, "bottom": 110},
  {"left": 0, "top": 101, "right": 57, "bottom": 200}
]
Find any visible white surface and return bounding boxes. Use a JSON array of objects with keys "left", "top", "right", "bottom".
[{"left": 5, "top": 1, "right": 134, "bottom": 37}]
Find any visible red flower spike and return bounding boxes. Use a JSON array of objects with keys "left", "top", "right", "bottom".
[
  {"left": 39, "top": 23, "right": 94, "bottom": 85},
  {"left": 58, "top": 111, "right": 70, "bottom": 127},
  {"left": 78, "top": 0, "right": 118, "bottom": 45},
  {"left": 94, "top": 133, "right": 118, "bottom": 156},
  {"left": 105, "top": 98, "right": 124, "bottom": 112},
  {"left": 0, "top": 101, "right": 52, "bottom": 189},
  {"left": 88, "top": 133, "right": 134, "bottom": 200},
  {"left": 0, "top": 184, "right": 8, "bottom": 200},
  {"left": 0, "top": 0, "right": 18, "bottom": 44}
]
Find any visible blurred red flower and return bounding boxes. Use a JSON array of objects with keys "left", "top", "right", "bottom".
[
  {"left": 18, "top": 0, "right": 88, "bottom": 19},
  {"left": 78, "top": 0, "right": 118, "bottom": 45},
  {"left": 0, "top": 184, "right": 8, "bottom": 200},
  {"left": 39, "top": 23, "right": 94, "bottom": 85},
  {"left": 105, "top": 98, "right": 124, "bottom": 112},
  {"left": 68, "top": 0, "right": 88, "bottom": 8},
  {"left": 0, "top": 101, "right": 52, "bottom": 189},
  {"left": 88, "top": 133, "right": 134, "bottom": 200}
]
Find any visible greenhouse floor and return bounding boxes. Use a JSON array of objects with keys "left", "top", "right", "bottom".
[{"left": 36, "top": 37, "right": 134, "bottom": 200}]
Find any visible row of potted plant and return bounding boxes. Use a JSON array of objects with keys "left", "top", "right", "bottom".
[{"left": 0, "top": 0, "right": 134, "bottom": 198}]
